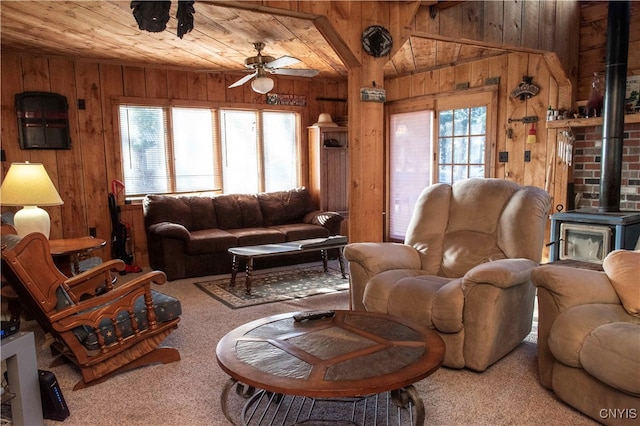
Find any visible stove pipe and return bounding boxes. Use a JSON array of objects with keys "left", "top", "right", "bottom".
[{"left": 599, "top": 1, "right": 630, "bottom": 212}]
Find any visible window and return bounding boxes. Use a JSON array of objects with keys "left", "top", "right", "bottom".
[
  {"left": 220, "top": 110, "right": 298, "bottom": 194},
  {"left": 437, "top": 106, "right": 487, "bottom": 184},
  {"left": 118, "top": 102, "right": 300, "bottom": 198},
  {"left": 387, "top": 90, "right": 496, "bottom": 240}
]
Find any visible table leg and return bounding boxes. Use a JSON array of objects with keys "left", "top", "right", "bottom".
[
  {"left": 245, "top": 258, "right": 254, "bottom": 295},
  {"left": 338, "top": 247, "right": 347, "bottom": 278},
  {"left": 220, "top": 378, "right": 256, "bottom": 425},
  {"left": 321, "top": 249, "right": 328, "bottom": 272},
  {"left": 230, "top": 255, "right": 239, "bottom": 286},
  {"left": 220, "top": 378, "right": 237, "bottom": 424},
  {"left": 391, "top": 385, "right": 424, "bottom": 426}
]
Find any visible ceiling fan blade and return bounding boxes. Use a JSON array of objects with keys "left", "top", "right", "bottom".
[
  {"left": 266, "top": 55, "right": 300, "bottom": 69},
  {"left": 228, "top": 71, "right": 257, "bottom": 88},
  {"left": 270, "top": 68, "right": 319, "bottom": 77}
]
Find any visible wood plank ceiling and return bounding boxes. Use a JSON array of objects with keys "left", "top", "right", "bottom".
[{"left": 0, "top": 1, "right": 504, "bottom": 81}]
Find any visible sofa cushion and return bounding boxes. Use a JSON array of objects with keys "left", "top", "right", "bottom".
[
  {"left": 447, "top": 178, "right": 518, "bottom": 236},
  {"left": 144, "top": 194, "right": 193, "bottom": 229},
  {"left": 186, "top": 197, "right": 217, "bottom": 231},
  {"left": 440, "top": 231, "right": 506, "bottom": 278},
  {"left": 214, "top": 194, "right": 263, "bottom": 229},
  {"left": 602, "top": 249, "right": 640, "bottom": 317},
  {"left": 257, "top": 188, "right": 315, "bottom": 226},
  {"left": 186, "top": 229, "right": 237, "bottom": 254},
  {"left": 226, "top": 228, "right": 286, "bottom": 246},
  {"left": 387, "top": 275, "right": 456, "bottom": 330},
  {"left": 269, "top": 223, "right": 329, "bottom": 241},
  {"left": 580, "top": 322, "right": 640, "bottom": 395},
  {"left": 548, "top": 303, "right": 635, "bottom": 368},
  {"left": 304, "top": 211, "right": 343, "bottom": 232},
  {"left": 363, "top": 270, "right": 454, "bottom": 330}
]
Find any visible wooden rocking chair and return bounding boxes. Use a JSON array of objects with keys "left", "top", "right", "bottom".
[{"left": 1, "top": 232, "right": 181, "bottom": 390}]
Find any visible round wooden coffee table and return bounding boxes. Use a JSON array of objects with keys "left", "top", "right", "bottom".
[{"left": 216, "top": 310, "right": 445, "bottom": 425}]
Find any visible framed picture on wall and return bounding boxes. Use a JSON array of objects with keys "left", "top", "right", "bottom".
[{"left": 15, "top": 92, "right": 71, "bottom": 149}]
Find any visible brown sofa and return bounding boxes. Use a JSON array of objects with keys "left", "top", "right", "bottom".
[
  {"left": 143, "top": 188, "right": 343, "bottom": 280},
  {"left": 532, "top": 250, "right": 640, "bottom": 425}
]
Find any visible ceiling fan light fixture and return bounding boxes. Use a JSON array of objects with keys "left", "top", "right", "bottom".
[{"left": 252, "top": 76, "right": 274, "bottom": 94}]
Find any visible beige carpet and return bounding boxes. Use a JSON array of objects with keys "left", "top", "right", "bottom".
[{"left": 11, "top": 263, "right": 597, "bottom": 426}]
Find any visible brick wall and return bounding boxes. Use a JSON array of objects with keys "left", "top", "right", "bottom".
[{"left": 572, "top": 122, "right": 640, "bottom": 210}]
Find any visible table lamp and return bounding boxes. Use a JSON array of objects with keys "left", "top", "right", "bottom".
[{"left": 0, "top": 162, "right": 64, "bottom": 238}]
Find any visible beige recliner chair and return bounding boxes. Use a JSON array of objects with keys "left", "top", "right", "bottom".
[
  {"left": 345, "top": 178, "right": 551, "bottom": 371},
  {"left": 532, "top": 249, "right": 640, "bottom": 425}
]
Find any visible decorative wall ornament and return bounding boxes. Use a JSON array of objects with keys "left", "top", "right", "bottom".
[
  {"left": 360, "top": 87, "right": 386, "bottom": 102},
  {"left": 266, "top": 94, "right": 307, "bottom": 106},
  {"left": 511, "top": 76, "right": 540, "bottom": 100},
  {"left": 361, "top": 26, "right": 393, "bottom": 58},
  {"left": 131, "top": 1, "right": 194, "bottom": 39}
]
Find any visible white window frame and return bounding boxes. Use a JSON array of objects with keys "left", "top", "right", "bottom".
[
  {"left": 114, "top": 98, "right": 303, "bottom": 199},
  {"left": 434, "top": 90, "right": 497, "bottom": 184}
]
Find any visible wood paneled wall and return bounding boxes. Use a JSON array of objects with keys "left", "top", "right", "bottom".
[
  {"left": 385, "top": 51, "right": 567, "bottom": 214},
  {"left": 578, "top": 1, "right": 640, "bottom": 101},
  {"left": 410, "top": 0, "right": 581, "bottom": 100},
  {"left": 0, "top": 52, "right": 346, "bottom": 266}
]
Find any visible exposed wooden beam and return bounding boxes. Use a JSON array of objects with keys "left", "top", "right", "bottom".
[{"left": 313, "top": 15, "right": 361, "bottom": 70}]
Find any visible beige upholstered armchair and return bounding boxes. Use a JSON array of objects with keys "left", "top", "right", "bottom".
[
  {"left": 532, "top": 250, "right": 640, "bottom": 425},
  {"left": 345, "top": 178, "right": 551, "bottom": 371}
]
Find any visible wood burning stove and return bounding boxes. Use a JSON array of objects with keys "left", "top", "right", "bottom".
[{"left": 549, "top": 209, "right": 640, "bottom": 263}]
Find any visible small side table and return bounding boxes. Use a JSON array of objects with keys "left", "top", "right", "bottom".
[
  {"left": 49, "top": 236, "right": 106, "bottom": 276},
  {"left": 1, "top": 331, "right": 44, "bottom": 426}
]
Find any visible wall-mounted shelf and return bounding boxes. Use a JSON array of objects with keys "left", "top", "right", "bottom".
[{"left": 545, "top": 113, "right": 640, "bottom": 129}]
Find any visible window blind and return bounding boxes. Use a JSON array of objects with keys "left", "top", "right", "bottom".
[{"left": 389, "top": 110, "right": 433, "bottom": 241}]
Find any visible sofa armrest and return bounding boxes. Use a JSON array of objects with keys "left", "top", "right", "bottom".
[
  {"left": 463, "top": 258, "right": 538, "bottom": 291},
  {"left": 531, "top": 264, "right": 620, "bottom": 311},
  {"left": 148, "top": 222, "right": 190, "bottom": 241},
  {"left": 344, "top": 242, "right": 422, "bottom": 310},
  {"left": 303, "top": 210, "right": 344, "bottom": 235},
  {"left": 531, "top": 264, "right": 621, "bottom": 388}
]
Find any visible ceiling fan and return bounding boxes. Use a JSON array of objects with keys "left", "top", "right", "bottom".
[{"left": 228, "top": 42, "right": 320, "bottom": 94}]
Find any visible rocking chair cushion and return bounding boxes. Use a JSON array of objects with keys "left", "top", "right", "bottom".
[
  {"left": 71, "top": 290, "right": 182, "bottom": 351},
  {"left": 56, "top": 286, "right": 75, "bottom": 310}
]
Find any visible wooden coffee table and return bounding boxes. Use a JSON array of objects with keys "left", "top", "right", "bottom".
[
  {"left": 216, "top": 310, "right": 445, "bottom": 425},
  {"left": 228, "top": 236, "right": 348, "bottom": 294}
]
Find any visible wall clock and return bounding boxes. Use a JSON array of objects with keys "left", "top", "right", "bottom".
[{"left": 361, "top": 25, "right": 393, "bottom": 58}]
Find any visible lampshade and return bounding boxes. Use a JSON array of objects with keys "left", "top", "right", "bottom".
[
  {"left": 251, "top": 76, "right": 274, "bottom": 94},
  {"left": 0, "top": 162, "right": 63, "bottom": 238}
]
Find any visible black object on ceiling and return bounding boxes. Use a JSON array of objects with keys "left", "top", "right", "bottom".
[{"left": 131, "top": 1, "right": 194, "bottom": 39}]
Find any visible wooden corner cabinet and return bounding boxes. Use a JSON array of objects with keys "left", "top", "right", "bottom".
[{"left": 308, "top": 126, "right": 349, "bottom": 235}]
